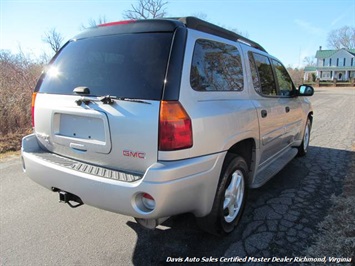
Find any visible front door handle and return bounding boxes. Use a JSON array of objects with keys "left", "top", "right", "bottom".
[
  {"left": 261, "top": 109, "right": 267, "bottom": 118},
  {"left": 285, "top": 106, "right": 290, "bottom": 113}
]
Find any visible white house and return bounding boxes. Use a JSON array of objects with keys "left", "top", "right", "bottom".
[{"left": 309, "top": 47, "right": 355, "bottom": 81}]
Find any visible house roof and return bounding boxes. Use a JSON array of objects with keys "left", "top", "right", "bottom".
[{"left": 316, "top": 48, "right": 355, "bottom": 58}]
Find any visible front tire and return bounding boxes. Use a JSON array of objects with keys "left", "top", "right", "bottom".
[
  {"left": 197, "top": 154, "right": 248, "bottom": 235},
  {"left": 298, "top": 118, "right": 311, "bottom": 156}
]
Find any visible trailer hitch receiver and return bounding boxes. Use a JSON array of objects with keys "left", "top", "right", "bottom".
[{"left": 54, "top": 188, "right": 84, "bottom": 208}]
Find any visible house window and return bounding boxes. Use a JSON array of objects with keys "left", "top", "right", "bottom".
[
  {"left": 336, "top": 58, "right": 339, "bottom": 66},
  {"left": 323, "top": 59, "right": 325, "bottom": 66},
  {"left": 344, "top": 58, "right": 346, "bottom": 66},
  {"left": 329, "top": 58, "right": 332, "bottom": 66},
  {"left": 322, "top": 72, "right": 330, "bottom": 78},
  {"left": 352, "top": 58, "right": 354, "bottom": 66}
]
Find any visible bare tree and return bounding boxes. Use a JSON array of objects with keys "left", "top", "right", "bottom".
[
  {"left": 303, "top": 56, "right": 316, "bottom": 67},
  {"left": 327, "top": 26, "right": 355, "bottom": 49},
  {"left": 287, "top": 67, "right": 304, "bottom": 87},
  {"left": 123, "top": 0, "right": 168, "bottom": 19},
  {"left": 80, "top": 15, "right": 107, "bottom": 30},
  {"left": 192, "top": 12, "right": 208, "bottom": 21},
  {"left": 191, "top": 13, "right": 248, "bottom": 38},
  {"left": 42, "top": 28, "right": 64, "bottom": 53}
]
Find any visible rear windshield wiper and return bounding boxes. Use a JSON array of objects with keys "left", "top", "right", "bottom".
[
  {"left": 73, "top": 87, "right": 150, "bottom": 105},
  {"left": 99, "top": 95, "right": 151, "bottom": 105},
  {"left": 75, "top": 95, "right": 150, "bottom": 106},
  {"left": 114, "top": 97, "right": 151, "bottom": 104}
]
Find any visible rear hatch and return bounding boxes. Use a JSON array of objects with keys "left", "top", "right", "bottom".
[{"left": 33, "top": 24, "right": 175, "bottom": 174}]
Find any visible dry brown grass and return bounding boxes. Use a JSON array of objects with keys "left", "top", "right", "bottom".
[{"left": 0, "top": 129, "right": 32, "bottom": 153}]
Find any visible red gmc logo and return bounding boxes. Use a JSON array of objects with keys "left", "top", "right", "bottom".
[{"left": 123, "top": 150, "right": 146, "bottom": 159}]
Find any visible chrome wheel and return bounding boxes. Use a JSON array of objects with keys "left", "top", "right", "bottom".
[{"left": 223, "top": 170, "right": 245, "bottom": 223}]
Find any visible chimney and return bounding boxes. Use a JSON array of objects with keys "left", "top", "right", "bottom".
[{"left": 319, "top": 46, "right": 322, "bottom": 50}]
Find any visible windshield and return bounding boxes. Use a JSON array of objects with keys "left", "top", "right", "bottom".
[{"left": 37, "top": 33, "right": 173, "bottom": 100}]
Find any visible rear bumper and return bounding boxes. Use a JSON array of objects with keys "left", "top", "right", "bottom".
[{"left": 21, "top": 134, "right": 225, "bottom": 219}]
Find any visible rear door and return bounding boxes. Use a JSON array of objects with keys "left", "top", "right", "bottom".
[
  {"left": 34, "top": 32, "right": 174, "bottom": 173},
  {"left": 248, "top": 52, "right": 288, "bottom": 164}
]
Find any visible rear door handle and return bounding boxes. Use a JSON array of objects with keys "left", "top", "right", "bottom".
[
  {"left": 285, "top": 106, "right": 290, "bottom": 113},
  {"left": 261, "top": 110, "right": 267, "bottom": 118}
]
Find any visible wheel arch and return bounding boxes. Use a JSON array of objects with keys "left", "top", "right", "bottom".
[
  {"left": 226, "top": 138, "right": 256, "bottom": 186},
  {"left": 308, "top": 111, "right": 313, "bottom": 126}
]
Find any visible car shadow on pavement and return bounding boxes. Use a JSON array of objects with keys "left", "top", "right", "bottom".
[{"left": 127, "top": 145, "right": 353, "bottom": 265}]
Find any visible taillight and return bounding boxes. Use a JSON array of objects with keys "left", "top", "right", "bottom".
[
  {"left": 31, "top": 92, "right": 37, "bottom": 127},
  {"left": 159, "top": 101, "right": 193, "bottom": 151}
]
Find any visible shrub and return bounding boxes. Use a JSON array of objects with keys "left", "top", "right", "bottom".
[{"left": 0, "top": 50, "right": 44, "bottom": 136}]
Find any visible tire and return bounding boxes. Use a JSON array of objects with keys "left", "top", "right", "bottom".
[
  {"left": 298, "top": 118, "right": 311, "bottom": 156},
  {"left": 197, "top": 153, "right": 248, "bottom": 236}
]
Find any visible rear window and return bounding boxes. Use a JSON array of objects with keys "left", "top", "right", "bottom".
[
  {"left": 37, "top": 33, "right": 173, "bottom": 100},
  {"left": 190, "top": 39, "right": 243, "bottom": 91}
]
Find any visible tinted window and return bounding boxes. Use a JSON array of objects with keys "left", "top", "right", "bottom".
[
  {"left": 249, "top": 52, "right": 277, "bottom": 96},
  {"left": 272, "top": 59, "right": 295, "bottom": 96},
  {"left": 190, "top": 39, "right": 243, "bottom": 91},
  {"left": 249, "top": 52, "right": 261, "bottom": 94},
  {"left": 37, "top": 33, "right": 173, "bottom": 100}
]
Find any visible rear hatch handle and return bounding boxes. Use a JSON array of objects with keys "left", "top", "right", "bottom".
[{"left": 70, "top": 142, "right": 87, "bottom": 152}]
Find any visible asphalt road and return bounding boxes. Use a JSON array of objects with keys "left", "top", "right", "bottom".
[{"left": 1, "top": 87, "right": 354, "bottom": 265}]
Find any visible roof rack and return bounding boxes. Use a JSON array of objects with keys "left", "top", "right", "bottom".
[{"left": 176, "top": 17, "right": 267, "bottom": 53}]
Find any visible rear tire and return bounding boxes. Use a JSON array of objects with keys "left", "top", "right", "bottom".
[
  {"left": 298, "top": 118, "right": 311, "bottom": 156},
  {"left": 197, "top": 153, "right": 248, "bottom": 236}
]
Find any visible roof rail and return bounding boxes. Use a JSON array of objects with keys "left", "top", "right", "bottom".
[{"left": 176, "top": 17, "right": 267, "bottom": 53}]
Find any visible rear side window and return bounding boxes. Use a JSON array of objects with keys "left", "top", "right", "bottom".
[
  {"left": 37, "top": 33, "right": 173, "bottom": 100},
  {"left": 249, "top": 52, "right": 277, "bottom": 96},
  {"left": 190, "top": 39, "right": 243, "bottom": 91}
]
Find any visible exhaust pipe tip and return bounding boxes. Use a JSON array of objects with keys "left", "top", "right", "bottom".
[{"left": 135, "top": 217, "right": 170, "bottom": 229}]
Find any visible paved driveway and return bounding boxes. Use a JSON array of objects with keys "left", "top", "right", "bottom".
[{"left": 1, "top": 87, "right": 354, "bottom": 265}]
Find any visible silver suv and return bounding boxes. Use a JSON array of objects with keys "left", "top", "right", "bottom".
[{"left": 22, "top": 17, "right": 314, "bottom": 235}]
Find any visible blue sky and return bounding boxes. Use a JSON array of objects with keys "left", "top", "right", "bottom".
[{"left": 1, "top": 0, "right": 354, "bottom": 67}]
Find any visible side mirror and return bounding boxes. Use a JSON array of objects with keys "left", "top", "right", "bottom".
[{"left": 297, "top": 85, "right": 314, "bottom": 96}]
